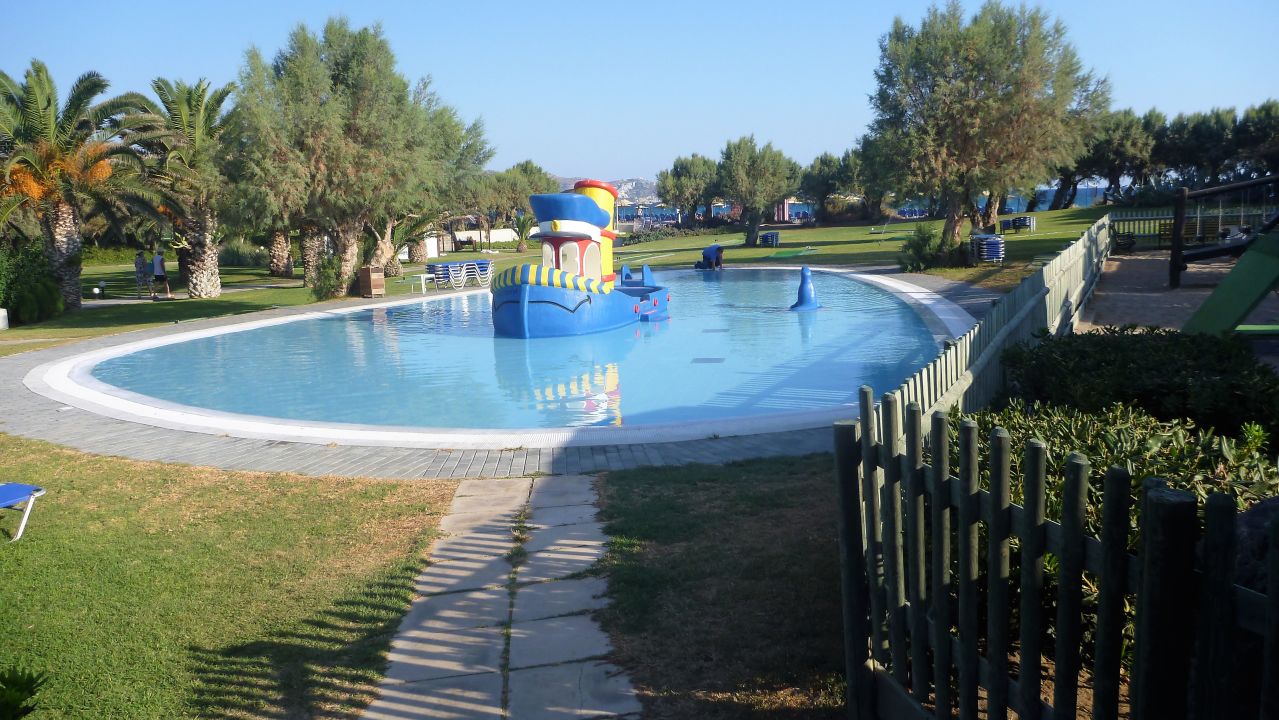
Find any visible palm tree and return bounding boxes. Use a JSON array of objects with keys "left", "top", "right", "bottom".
[
  {"left": 511, "top": 212, "right": 536, "bottom": 253},
  {"left": 143, "top": 78, "right": 234, "bottom": 298},
  {"left": 0, "top": 61, "right": 154, "bottom": 308}
]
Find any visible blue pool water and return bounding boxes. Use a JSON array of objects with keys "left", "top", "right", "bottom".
[{"left": 91, "top": 269, "right": 940, "bottom": 429}]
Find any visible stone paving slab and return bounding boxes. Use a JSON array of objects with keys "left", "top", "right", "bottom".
[
  {"left": 448, "top": 492, "right": 526, "bottom": 517},
  {"left": 506, "top": 662, "right": 642, "bottom": 719},
  {"left": 439, "top": 513, "right": 515, "bottom": 535},
  {"left": 522, "top": 522, "right": 608, "bottom": 555},
  {"left": 509, "top": 614, "right": 612, "bottom": 669},
  {"left": 413, "top": 555, "right": 512, "bottom": 596},
  {"left": 528, "top": 504, "right": 597, "bottom": 529},
  {"left": 517, "top": 543, "right": 606, "bottom": 584},
  {"left": 428, "top": 533, "right": 514, "bottom": 563},
  {"left": 399, "top": 588, "right": 510, "bottom": 630},
  {"left": 363, "top": 672, "right": 504, "bottom": 720},
  {"left": 512, "top": 577, "right": 609, "bottom": 624},
  {"left": 382, "top": 626, "right": 505, "bottom": 684},
  {"left": 455, "top": 478, "right": 533, "bottom": 498},
  {"left": 529, "top": 476, "right": 596, "bottom": 508}
]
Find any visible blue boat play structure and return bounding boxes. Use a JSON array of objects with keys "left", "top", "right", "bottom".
[{"left": 491, "top": 180, "right": 670, "bottom": 338}]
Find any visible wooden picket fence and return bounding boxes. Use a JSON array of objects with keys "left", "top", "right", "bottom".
[
  {"left": 834, "top": 392, "right": 1279, "bottom": 720},
  {"left": 884, "top": 214, "right": 1111, "bottom": 425}
]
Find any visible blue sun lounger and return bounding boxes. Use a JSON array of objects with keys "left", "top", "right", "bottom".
[{"left": 0, "top": 483, "right": 45, "bottom": 542}]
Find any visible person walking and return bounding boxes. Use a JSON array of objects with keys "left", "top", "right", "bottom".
[
  {"left": 152, "top": 249, "right": 172, "bottom": 300},
  {"left": 133, "top": 250, "right": 150, "bottom": 298}
]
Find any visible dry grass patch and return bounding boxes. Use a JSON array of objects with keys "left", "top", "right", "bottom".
[{"left": 595, "top": 455, "right": 846, "bottom": 719}]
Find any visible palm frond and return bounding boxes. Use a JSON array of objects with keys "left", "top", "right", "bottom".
[{"left": 56, "top": 71, "right": 109, "bottom": 142}]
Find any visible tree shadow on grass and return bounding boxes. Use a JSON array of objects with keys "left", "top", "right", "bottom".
[{"left": 186, "top": 564, "right": 418, "bottom": 719}]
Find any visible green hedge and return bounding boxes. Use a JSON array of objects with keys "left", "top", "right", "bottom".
[
  {"left": 1003, "top": 326, "right": 1279, "bottom": 443},
  {"left": 81, "top": 245, "right": 142, "bottom": 266},
  {"left": 0, "top": 244, "right": 63, "bottom": 325},
  {"left": 949, "top": 402, "right": 1277, "bottom": 539}
]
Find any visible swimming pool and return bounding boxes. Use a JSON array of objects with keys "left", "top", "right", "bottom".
[{"left": 42, "top": 268, "right": 967, "bottom": 446}]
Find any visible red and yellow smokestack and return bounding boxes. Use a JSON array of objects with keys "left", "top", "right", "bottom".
[{"left": 572, "top": 180, "right": 618, "bottom": 287}]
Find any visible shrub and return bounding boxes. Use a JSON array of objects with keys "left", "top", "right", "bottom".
[
  {"left": 218, "top": 237, "right": 268, "bottom": 268},
  {"left": 310, "top": 255, "right": 345, "bottom": 300},
  {"left": 81, "top": 245, "right": 140, "bottom": 265},
  {"left": 1002, "top": 326, "right": 1279, "bottom": 443},
  {"left": 0, "top": 665, "right": 47, "bottom": 719},
  {"left": 949, "top": 402, "right": 1277, "bottom": 538},
  {"left": 0, "top": 244, "right": 62, "bottom": 325},
  {"left": 897, "top": 223, "right": 950, "bottom": 271}
]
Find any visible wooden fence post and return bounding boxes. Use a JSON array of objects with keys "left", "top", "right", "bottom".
[
  {"left": 1262, "top": 519, "right": 1279, "bottom": 720},
  {"left": 986, "top": 428, "right": 1013, "bottom": 720},
  {"left": 1052, "top": 453, "right": 1090, "bottom": 719},
  {"left": 881, "top": 393, "right": 909, "bottom": 685},
  {"left": 835, "top": 420, "right": 873, "bottom": 720},
  {"left": 859, "top": 386, "right": 888, "bottom": 665},
  {"left": 1017, "top": 440, "right": 1047, "bottom": 720},
  {"left": 1192, "top": 493, "right": 1237, "bottom": 720},
  {"left": 1133, "top": 486, "right": 1198, "bottom": 720},
  {"left": 1171, "top": 187, "right": 1187, "bottom": 288},
  {"left": 1092, "top": 466, "right": 1133, "bottom": 720},
  {"left": 904, "top": 402, "right": 931, "bottom": 702},
  {"left": 930, "top": 411, "right": 953, "bottom": 720},
  {"left": 957, "top": 420, "right": 980, "bottom": 720}
]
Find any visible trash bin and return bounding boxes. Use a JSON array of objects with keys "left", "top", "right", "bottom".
[{"left": 358, "top": 266, "right": 385, "bottom": 298}]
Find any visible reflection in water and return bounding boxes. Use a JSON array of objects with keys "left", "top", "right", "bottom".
[
  {"left": 797, "top": 308, "right": 816, "bottom": 347},
  {"left": 493, "top": 334, "right": 624, "bottom": 426}
]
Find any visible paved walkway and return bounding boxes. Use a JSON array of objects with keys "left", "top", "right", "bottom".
[
  {"left": 0, "top": 268, "right": 991, "bottom": 478},
  {"left": 364, "top": 475, "right": 639, "bottom": 719}
]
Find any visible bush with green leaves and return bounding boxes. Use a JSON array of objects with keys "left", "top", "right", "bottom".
[
  {"left": 310, "top": 255, "right": 345, "bottom": 300},
  {"left": 897, "top": 223, "right": 961, "bottom": 271},
  {"left": 0, "top": 244, "right": 63, "bottom": 325},
  {"left": 1002, "top": 326, "right": 1279, "bottom": 443},
  {"left": 949, "top": 402, "right": 1277, "bottom": 539},
  {"left": 218, "top": 237, "right": 268, "bottom": 268},
  {"left": 80, "top": 245, "right": 141, "bottom": 266},
  {"left": 0, "top": 665, "right": 46, "bottom": 719}
]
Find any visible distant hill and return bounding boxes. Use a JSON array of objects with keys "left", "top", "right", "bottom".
[{"left": 553, "top": 175, "right": 659, "bottom": 205}]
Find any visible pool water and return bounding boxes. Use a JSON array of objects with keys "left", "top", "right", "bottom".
[{"left": 91, "top": 269, "right": 940, "bottom": 429}]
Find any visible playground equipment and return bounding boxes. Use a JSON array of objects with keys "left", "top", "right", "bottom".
[
  {"left": 1170, "top": 176, "right": 1275, "bottom": 288},
  {"left": 490, "top": 180, "right": 670, "bottom": 338},
  {"left": 789, "top": 266, "right": 821, "bottom": 311},
  {"left": 1177, "top": 175, "right": 1279, "bottom": 335}
]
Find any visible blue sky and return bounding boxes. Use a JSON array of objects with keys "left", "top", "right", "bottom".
[{"left": 7, "top": 0, "right": 1277, "bottom": 180}]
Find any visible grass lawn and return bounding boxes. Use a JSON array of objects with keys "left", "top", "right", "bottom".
[
  {"left": 595, "top": 455, "right": 846, "bottom": 719},
  {"left": 617, "top": 207, "right": 1107, "bottom": 291},
  {"left": 0, "top": 434, "right": 456, "bottom": 718}
]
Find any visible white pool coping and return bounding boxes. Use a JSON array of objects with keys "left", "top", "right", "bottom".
[{"left": 24, "top": 269, "right": 976, "bottom": 449}]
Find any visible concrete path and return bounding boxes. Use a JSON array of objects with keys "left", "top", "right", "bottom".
[{"left": 363, "top": 475, "right": 640, "bottom": 720}]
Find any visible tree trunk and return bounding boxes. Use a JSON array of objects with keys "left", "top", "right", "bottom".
[
  {"left": 981, "top": 194, "right": 1002, "bottom": 230},
  {"left": 40, "top": 200, "right": 84, "bottom": 309},
  {"left": 185, "top": 207, "right": 222, "bottom": 298},
  {"left": 408, "top": 236, "right": 427, "bottom": 263},
  {"left": 1064, "top": 181, "right": 1079, "bottom": 208},
  {"left": 940, "top": 195, "right": 966, "bottom": 252},
  {"left": 301, "top": 229, "right": 323, "bottom": 287},
  {"left": 744, "top": 211, "right": 761, "bottom": 246},
  {"left": 1049, "top": 172, "right": 1074, "bottom": 210},
  {"left": 334, "top": 217, "right": 365, "bottom": 293},
  {"left": 268, "top": 230, "right": 291, "bottom": 277},
  {"left": 368, "top": 219, "right": 399, "bottom": 275},
  {"left": 177, "top": 246, "right": 193, "bottom": 285},
  {"left": 1025, "top": 190, "right": 1041, "bottom": 213}
]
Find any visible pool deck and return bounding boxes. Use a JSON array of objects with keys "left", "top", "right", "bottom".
[{"left": 0, "top": 268, "right": 997, "bottom": 478}]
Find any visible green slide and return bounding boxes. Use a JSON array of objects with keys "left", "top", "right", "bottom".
[{"left": 1183, "top": 232, "right": 1279, "bottom": 335}]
